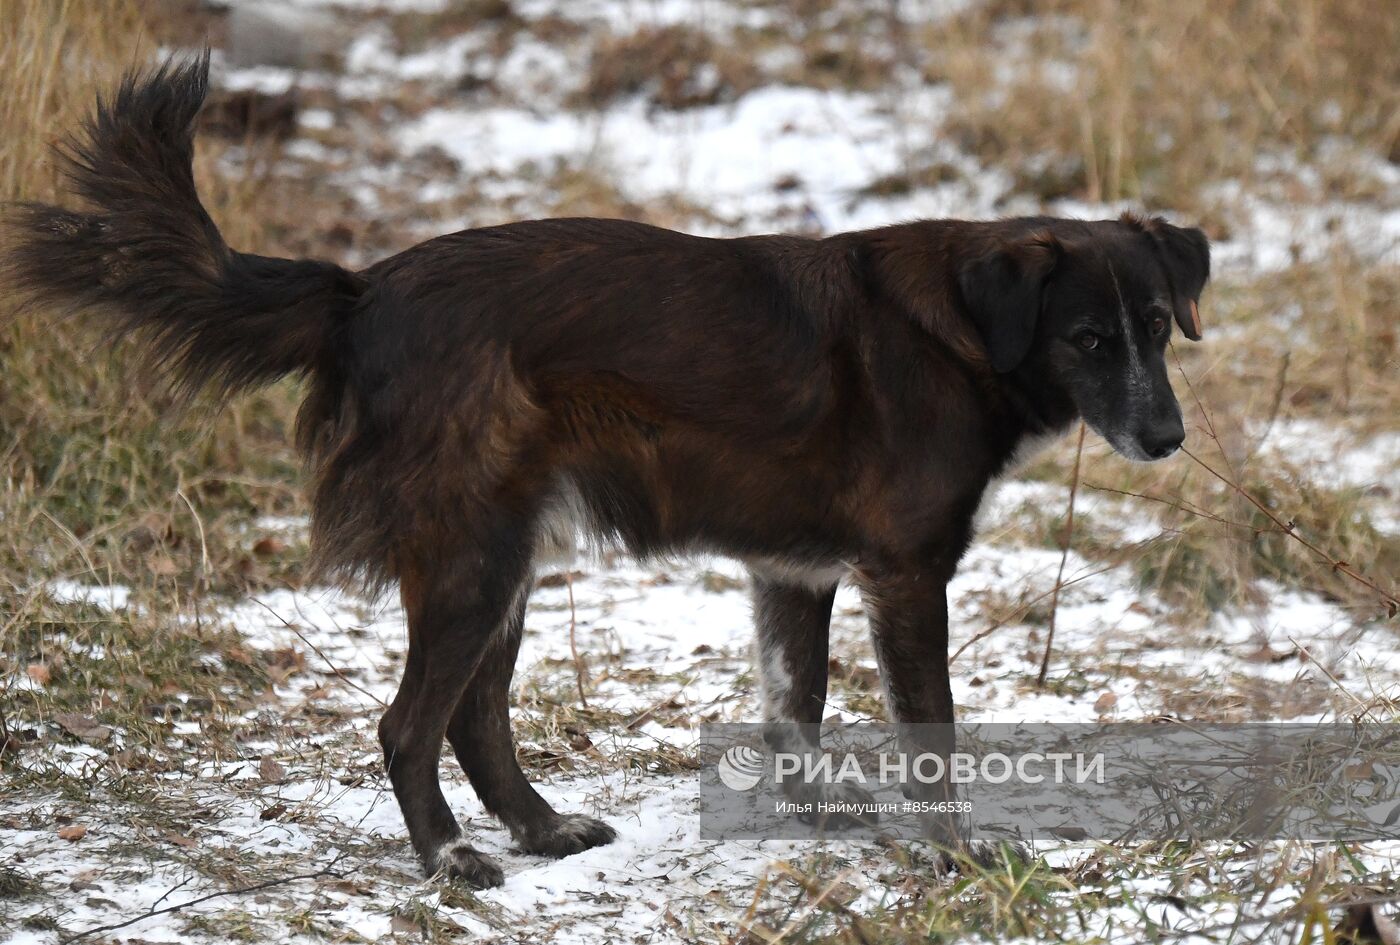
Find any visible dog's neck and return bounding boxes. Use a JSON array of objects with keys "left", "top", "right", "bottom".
[
  {"left": 999, "top": 365, "right": 1078, "bottom": 439},
  {"left": 973, "top": 362, "right": 1081, "bottom": 488}
]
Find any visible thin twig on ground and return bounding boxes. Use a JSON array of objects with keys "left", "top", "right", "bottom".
[
  {"left": 950, "top": 561, "right": 1122, "bottom": 665},
  {"left": 248, "top": 595, "right": 388, "bottom": 707},
  {"left": 567, "top": 571, "right": 589, "bottom": 707},
  {"left": 1038, "top": 422, "right": 1086, "bottom": 687},
  {"left": 1083, "top": 481, "right": 1257, "bottom": 532},
  {"left": 1170, "top": 346, "right": 1397, "bottom": 616},
  {"left": 1288, "top": 635, "right": 1374, "bottom": 719},
  {"left": 58, "top": 851, "right": 350, "bottom": 944},
  {"left": 1182, "top": 447, "right": 1398, "bottom": 616}
]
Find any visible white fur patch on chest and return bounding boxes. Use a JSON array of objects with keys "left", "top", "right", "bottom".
[
  {"left": 744, "top": 556, "right": 850, "bottom": 591},
  {"left": 533, "top": 474, "right": 589, "bottom": 567}
]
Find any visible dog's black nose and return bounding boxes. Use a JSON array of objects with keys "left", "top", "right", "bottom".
[{"left": 1140, "top": 417, "right": 1185, "bottom": 459}]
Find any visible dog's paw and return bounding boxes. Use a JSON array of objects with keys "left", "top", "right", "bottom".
[
  {"left": 516, "top": 813, "right": 617, "bottom": 858},
  {"left": 928, "top": 839, "right": 1030, "bottom": 876},
  {"left": 427, "top": 839, "right": 505, "bottom": 888},
  {"left": 794, "top": 781, "right": 881, "bottom": 830}
]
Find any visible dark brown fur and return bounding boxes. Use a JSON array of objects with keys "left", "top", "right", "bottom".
[{"left": 5, "top": 58, "right": 1209, "bottom": 884}]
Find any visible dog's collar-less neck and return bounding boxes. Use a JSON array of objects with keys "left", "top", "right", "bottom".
[{"left": 995, "top": 365, "right": 1076, "bottom": 443}]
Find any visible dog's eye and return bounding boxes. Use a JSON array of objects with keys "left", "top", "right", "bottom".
[
  {"left": 1076, "top": 331, "right": 1100, "bottom": 351},
  {"left": 1150, "top": 317, "right": 1167, "bottom": 337}
]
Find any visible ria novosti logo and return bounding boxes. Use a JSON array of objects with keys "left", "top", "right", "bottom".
[
  {"left": 714, "top": 745, "right": 1106, "bottom": 791},
  {"left": 717, "top": 746, "right": 766, "bottom": 791}
]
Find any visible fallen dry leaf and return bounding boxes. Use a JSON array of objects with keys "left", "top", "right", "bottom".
[
  {"left": 146, "top": 552, "right": 178, "bottom": 577},
  {"left": 1346, "top": 761, "right": 1376, "bottom": 781},
  {"left": 1094, "top": 692, "right": 1118, "bottom": 713},
  {"left": 265, "top": 647, "right": 306, "bottom": 683},
  {"left": 69, "top": 869, "right": 102, "bottom": 892},
  {"left": 390, "top": 915, "right": 422, "bottom": 935},
  {"left": 26, "top": 663, "right": 51, "bottom": 686},
  {"left": 57, "top": 825, "right": 87, "bottom": 841},
  {"left": 259, "top": 755, "right": 287, "bottom": 784},
  {"left": 53, "top": 713, "right": 112, "bottom": 745},
  {"left": 252, "top": 536, "right": 286, "bottom": 557},
  {"left": 319, "top": 878, "right": 373, "bottom": 897},
  {"left": 1243, "top": 643, "right": 1296, "bottom": 664},
  {"left": 536, "top": 570, "right": 584, "bottom": 588}
]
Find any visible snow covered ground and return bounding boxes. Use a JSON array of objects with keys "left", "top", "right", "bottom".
[{"left": 8, "top": 450, "right": 1398, "bottom": 943}]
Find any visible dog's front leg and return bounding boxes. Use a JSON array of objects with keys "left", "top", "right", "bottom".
[
  {"left": 858, "top": 568, "right": 967, "bottom": 846},
  {"left": 752, "top": 574, "right": 834, "bottom": 735},
  {"left": 752, "top": 574, "right": 875, "bottom": 827}
]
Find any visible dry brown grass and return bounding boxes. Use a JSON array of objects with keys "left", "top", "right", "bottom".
[
  {"left": 0, "top": 0, "right": 149, "bottom": 202},
  {"left": 0, "top": 13, "right": 305, "bottom": 922},
  {"left": 1132, "top": 247, "right": 1397, "bottom": 620},
  {"left": 1022, "top": 249, "right": 1400, "bottom": 625},
  {"left": 576, "top": 24, "right": 762, "bottom": 110},
  {"left": 928, "top": 0, "right": 1400, "bottom": 206},
  {"left": 0, "top": 2, "right": 337, "bottom": 607}
]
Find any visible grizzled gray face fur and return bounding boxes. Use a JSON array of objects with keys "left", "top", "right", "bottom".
[{"left": 960, "top": 214, "right": 1209, "bottom": 462}]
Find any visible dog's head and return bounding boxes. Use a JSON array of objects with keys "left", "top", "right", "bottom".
[{"left": 959, "top": 215, "right": 1209, "bottom": 461}]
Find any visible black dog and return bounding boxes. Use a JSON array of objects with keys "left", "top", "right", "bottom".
[{"left": 6, "top": 57, "right": 1208, "bottom": 887}]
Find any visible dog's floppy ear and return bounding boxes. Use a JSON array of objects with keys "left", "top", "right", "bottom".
[
  {"left": 958, "top": 232, "right": 1061, "bottom": 373},
  {"left": 1124, "top": 214, "right": 1210, "bottom": 341}
]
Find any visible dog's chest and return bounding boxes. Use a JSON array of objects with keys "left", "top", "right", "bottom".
[{"left": 972, "top": 430, "right": 1061, "bottom": 534}]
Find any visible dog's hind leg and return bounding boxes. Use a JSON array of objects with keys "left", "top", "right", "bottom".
[
  {"left": 378, "top": 533, "right": 533, "bottom": 887},
  {"left": 446, "top": 593, "right": 617, "bottom": 858}
]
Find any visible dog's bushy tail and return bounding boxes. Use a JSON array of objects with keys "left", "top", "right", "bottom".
[{"left": 3, "top": 53, "right": 363, "bottom": 402}]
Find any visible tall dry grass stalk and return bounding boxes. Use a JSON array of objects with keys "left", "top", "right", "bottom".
[
  {"left": 933, "top": 0, "right": 1400, "bottom": 205},
  {"left": 0, "top": 2, "right": 305, "bottom": 600},
  {"left": 0, "top": 0, "right": 149, "bottom": 203}
]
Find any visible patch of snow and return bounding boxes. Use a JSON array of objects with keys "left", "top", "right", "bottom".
[
  {"left": 42, "top": 581, "right": 132, "bottom": 611},
  {"left": 1252, "top": 419, "right": 1400, "bottom": 493},
  {"left": 399, "top": 83, "right": 1004, "bottom": 233}
]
